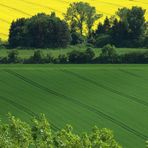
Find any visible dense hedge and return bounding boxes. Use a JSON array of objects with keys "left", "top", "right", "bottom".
[
  {"left": 0, "top": 114, "right": 121, "bottom": 148},
  {"left": 0, "top": 45, "right": 148, "bottom": 64}
]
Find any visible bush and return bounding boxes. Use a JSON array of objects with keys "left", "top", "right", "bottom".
[
  {"left": 121, "top": 52, "right": 148, "bottom": 63},
  {"left": 7, "top": 50, "right": 21, "bottom": 63},
  {"left": 84, "top": 47, "right": 95, "bottom": 62},
  {"left": 44, "top": 53, "right": 54, "bottom": 63},
  {"left": 68, "top": 48, "right": 95, "bottom": 64},
  {"left": 29, "top": 50, "right": 44, "bottom": 64},
  {"left": 1, "top": 47, "right": 148, "bottom": 64},
  {"left": 0, "top": 114, "right": 122, "bottom": 148},
  {"left": 68, "top": 50, "right": 82, "bottom": 63},
  {"left": 0, "top": 57, "right": 8, "bottom": 64},
  {"left": 58, "top": 54, "right": 68, "bottom": 64},
  {"left": 99, "top": 44, "right": 119, "bottom": 63},
  {"left": 95, "top": 34, "right": 112, "bottom": 48}
]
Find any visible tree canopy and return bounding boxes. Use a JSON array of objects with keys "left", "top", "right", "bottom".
[
  {"left": 5, "top": 2, "right": 148, "bottom": 48},
  {"left": 64, "top": 2, "right": 102, "bottom": 37},
  {"left": 9, "top": 13, "right": 71, "bottom": 48},
  {"left": 0, "top": 114, "right": 122, "bottom": 148}
]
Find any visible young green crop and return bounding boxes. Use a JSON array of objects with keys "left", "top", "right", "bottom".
[{"left": 0, "top": 64, "right": 147, "bottom": 147}]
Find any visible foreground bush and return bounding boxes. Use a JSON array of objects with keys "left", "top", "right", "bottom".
[{"left": 0, "top": 114, "right": 121, "bottom": 148}]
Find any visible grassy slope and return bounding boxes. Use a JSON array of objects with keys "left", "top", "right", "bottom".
[
  {"left": 0, "top": 64, "right": 148, "bottom": 147},
  {"left": 0, "top": 47, "right": 148, "bottom": 58},
  {"left": 0, "top": 0, "right": 148, "bottom": 40}
]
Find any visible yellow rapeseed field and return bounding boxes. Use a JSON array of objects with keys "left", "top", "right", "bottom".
[{"left": 0, "top": 0, "right": 148, "bottom": 40}]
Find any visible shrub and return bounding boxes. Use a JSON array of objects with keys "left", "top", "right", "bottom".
[
  {"left": 99, "top": 44, "right": 119, "bottom": 63},
  {"left": 68, "top": 48, "right": 95, "bottom": 64},
  {"left": 84, "top": 47, "right": 95, "bottom": 63},
  {"left": 0, "top": 114, "right": 122, "bottom": 148},
  {"left": 95, "top": 34, "right": 112, "bottom": 48},
  {"left": 44, "top": 53, "right": 54, "bottom": 63},
  {"left": 68, "top": 50, "right": 82, "bottom": 63},
  {"left": 7, "top": 50, "right": 21, "bottom": 63},
  {"left": 29, "top": 50, "right": 44, "bottom": 64},
  {"left": 58, "top": 54, "right": 68, "bottom": 64},
  {"left": 121, "top": 51, "right": 148, "bottom": 63}
]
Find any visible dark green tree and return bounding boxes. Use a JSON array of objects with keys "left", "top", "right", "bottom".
[
  {"left": 127, "top": 7, "right": 146, "bottom": 40},
  {"left": 111, "top": 19, "right": 129, "bottom": 47},
  {"left": 8, "top": 18, "right": 26, "bottom": 48},
  {"left": 115, "top": 6, "right": 146, "bottom": 47},
  {"left": 8, "top": 13, "right": 71, "bottom": 48}
]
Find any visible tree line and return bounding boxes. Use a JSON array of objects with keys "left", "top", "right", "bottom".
[
  {"left": 0, "top": 114, "right": 121, "bottom": 148},
  {"left": 1, "top": 44, "right": 148, "bottom": 64},
  {"left": 4, "top": 2, "right": 148, "bottom": 49}
]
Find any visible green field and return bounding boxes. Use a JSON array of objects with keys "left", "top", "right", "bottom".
[
  {"left": 0, "top": 64, "right": 148, "bottom": 147},
  {"left": 0, "top": 47, "right": 148, "bottom": 58}
]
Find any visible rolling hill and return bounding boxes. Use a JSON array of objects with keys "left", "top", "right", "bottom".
[{"left": 0, "top": 0, "right": 148, "bottom": 40}]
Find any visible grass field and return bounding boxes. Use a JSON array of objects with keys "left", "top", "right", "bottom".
[
  {"left": 0, "top": 0, "right": 148, "bottom": 40},
  {"left": 0, "top": 47, "right": 148, "bottom": 58},
  {"left": 0, "top": 64, "right": 148, "bottom": 147}
]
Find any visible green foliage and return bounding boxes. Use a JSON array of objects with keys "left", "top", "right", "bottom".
[
  {"left": 0, "top": 39, "right": 7, "bottom": 48},
  {"left": 95, "top": 6, "right": 147, "bottom": 48},
  {"left": 68, "top": 47, "right": 95, "bottom": 63},
  {"left": 101, "top": 44, "right": 117, "bottom": 57},
  {"left": 126, "top": 7, "right": 146, "bottom": 40},
  {"left": 99, "top": 44, "right": 118, "bottom": 63},
  {"left": 7, "top": 49, "right": 20, "bottom": 63},
  {"left": 8, "top": 18, "right": 26, "bottom": 48},
  {"left": 58, "top": 54, "right": 68, "bottom": 64},
  {"left": 32, "top": 114, "right": 53, "bottom": 147},
  {"left": 65, "top": 2, "right": 102, "bottom": 37},
  {"left": 95, "top": 34, "right": 112, "bottom": 48},
  {"left": 0, "top": 114, "right": 32, "bottom": 148},
  {"left": 115, "top": 6, "right": 146, "bottom": 47},
  {"left": 30, "top": 50, "right": 44, "bottom": 64},
  {"left": 0, "top": 114, "right": 121, "bottom": 148},
  {"left": 71, "top": 32, "right": 84, "bottom": 45},
  {"left": 121, "top": 51, "right": 148, "bottom": 63},
  {"left": 1, "top": 46, "right": 148, "bottom": 64},
  {"left": 8, "top": 114, "right": 32, "bottom": 148},
  {"left": 9, "top": 13, "right": 71, "bottom": 48},
  {"left": 7, "top": 5, "right": 148, "bottom": 48}
]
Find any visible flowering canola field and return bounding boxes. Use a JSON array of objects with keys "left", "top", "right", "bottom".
[{"left": 0, "top": 0, "right": 148, "bottom": 40}]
